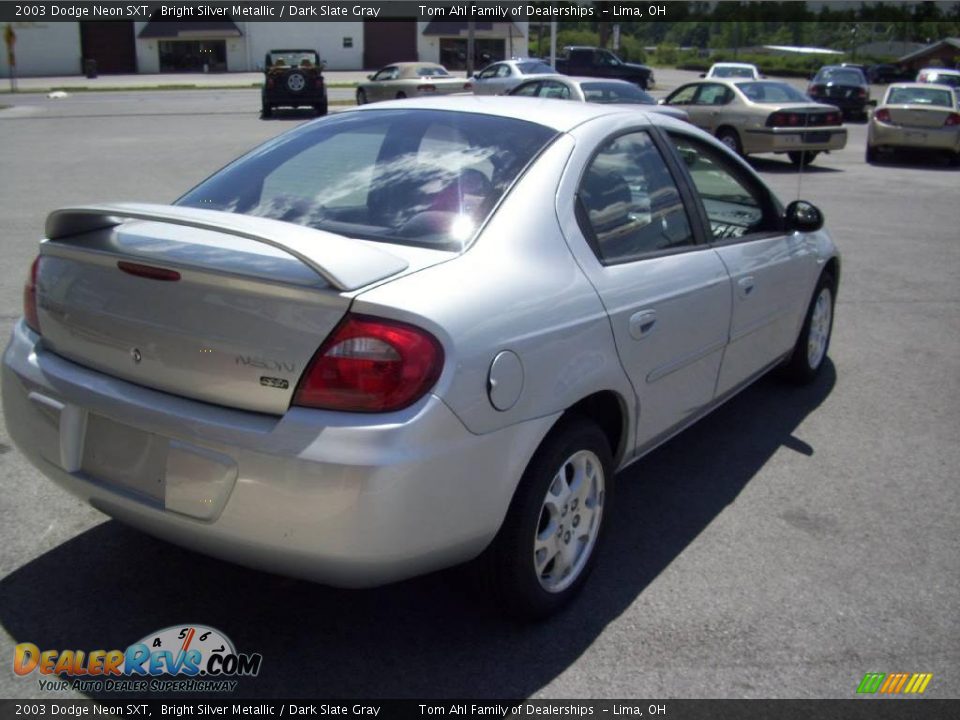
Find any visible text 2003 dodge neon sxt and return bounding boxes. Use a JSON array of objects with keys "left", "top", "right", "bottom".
[{"left": 3, "top": 97, "right": 838, "bottom": 618}]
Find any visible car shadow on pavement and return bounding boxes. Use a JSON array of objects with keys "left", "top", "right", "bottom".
[
  {"left": 261, "top": 109, "right": 325, "bottom": 121},
  {"left": 0, "top": 363, "right": 835, "bottom": 699},
  {"left": 747, "top": 157, "right": 842, "bottom": 174}
]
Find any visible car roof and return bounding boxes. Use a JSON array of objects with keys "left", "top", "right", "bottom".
[
  {"left": 350, "top": 95, "right": 668, "bottom": 131},
  {"left": 710, "top": 62, "right": 757, "bottom": 68},
  {"left": 566, "top": 76, "right": 636, "bottom": 85}
]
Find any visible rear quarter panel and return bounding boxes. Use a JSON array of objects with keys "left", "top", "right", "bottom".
[{"left": 352, "top": 133, "right": 637, "bottom": 443}]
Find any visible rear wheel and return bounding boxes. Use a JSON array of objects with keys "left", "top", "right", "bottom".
[
  {"left": 788, "top": 151, "right": 819, "bottom": 166},
  {"left": 474, "top": 418, "right": 613, "bottom": 619},
  {"left": 260, "top": 103, "right": 272, "bottom": 118},
  {"left": 396, "top": 91, "right": 407, "bottom": 99},
  {"left": 314, "top": 103, "right": 328, "bottom": 116},
  {"left": 866, "top": 144, "right": 878, "bottom": 163},
  {"left": 716, "top": 127, "right": 743, "bottom": 156},
  {"left": 782, "top": 273, "right": 835, "bottom": 384}
]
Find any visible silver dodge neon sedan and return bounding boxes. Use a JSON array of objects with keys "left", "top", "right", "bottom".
[{"left": 2, "top": 97, "right": 839, "bottom": 618}]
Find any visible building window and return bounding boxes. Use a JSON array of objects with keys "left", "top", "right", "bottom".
[{"left": 343, "top": 37, "right": 353, "bottom": 48}]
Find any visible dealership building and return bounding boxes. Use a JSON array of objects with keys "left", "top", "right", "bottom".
[{"left": 1, "top": 20, "right": 530, "bottom": 76}]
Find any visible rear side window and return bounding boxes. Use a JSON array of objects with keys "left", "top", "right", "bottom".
[
  {"left": 576, "top": 131, "right": 694, "bottom": 264},
  {"left": 177, "top": 110, "right": 558, "bottom": 252}
]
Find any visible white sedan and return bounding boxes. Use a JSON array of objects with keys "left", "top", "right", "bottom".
[{"left": 471, "top": 58, "right": 557, "bottom": 95}]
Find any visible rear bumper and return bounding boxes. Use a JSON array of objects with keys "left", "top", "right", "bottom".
[
  {"left": 868, "top": 121, "right": 960, "bottom": 152},
  {"left": 743, "top": 127, "right": 848, "bottom": 154},
  {"left": 3, "top": 321, "right": 555, "bottom": 587}
]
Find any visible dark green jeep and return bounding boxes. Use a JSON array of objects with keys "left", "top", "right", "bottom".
[{"left": 262, "top": 49, "right": 328, "bottom": 117}]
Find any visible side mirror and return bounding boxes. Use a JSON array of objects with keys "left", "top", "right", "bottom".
[
  {"left": 784, "top": 200, "right": 824, "bottom": 233},
  {"left": 367, "top": 74, "right": 374, "bottom": 80},
  {"left": 658, "top": 98, "right": 666, "bottom": 105},
  {"left": 699, "top": 72, "right": 706, "bottom": 78}
]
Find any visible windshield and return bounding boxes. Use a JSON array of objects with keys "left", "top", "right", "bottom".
[
  {"left": 887, "top": 87, "right": 954, "bottom": 107},
  {"left": 736, "top": 81, "right": 811, "bottom": 103},
  {"left": 581, "top": 82, "right": 655, "bottom": 105},
  {"left": 177, "top": 110, "right": 558, "bottom": 252},
  {"left": 518, "top": 61, "right": 554, "bottom": 74},
  {"left": 712, "top": 66, "right": 755, "bottom": 78}
]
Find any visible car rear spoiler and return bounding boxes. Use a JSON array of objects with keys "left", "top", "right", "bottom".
[{"left": 44, "top": 203, "right": 409, "bottom": 292}]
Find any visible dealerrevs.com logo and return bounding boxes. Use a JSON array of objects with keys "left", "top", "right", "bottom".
[
  {"left": 857, "top": 672, "right": 934, "bottom": 695},
  {"left": 14, "top": 624, "right": 262, "bottom": 693}
]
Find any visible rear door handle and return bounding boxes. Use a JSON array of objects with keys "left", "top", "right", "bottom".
[
  {"left": 629, "top": 310, "right": 657, "bottom": 340},
  {"left": 737, "top": 276, "right": 755, "bottom": 298}
]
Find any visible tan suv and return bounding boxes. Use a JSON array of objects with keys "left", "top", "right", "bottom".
[{"left": 262, "top": 49, "right": 327, "bottom": 118}]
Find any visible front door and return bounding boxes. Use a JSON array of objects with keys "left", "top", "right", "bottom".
[
  {"left": 559, "top": 124, "right": 733, "bottom": 451},
  {"left": 663, "top": 131, "right": 819, "bottom": 397}
]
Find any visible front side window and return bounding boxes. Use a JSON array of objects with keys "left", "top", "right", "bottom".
[
  {"left": 178, "top": 110, "right": 558, "bottom": 251},
  {"left": 694, "top": 84, "right": 732, "bottom": 105},
  {"left": 373, "top": 67, "right": 398, "bottom": 81},
  {"left": 667, "top": 133, "right": 780, "bottom": 241},
  {"left": 665, "top": 85, "right": 698, "bottom": 105},
  {"left": 511, "top": 82, "right": 540, "bottom": 97},
  {"left": 539, "top": 81, "right": 571, "bottom": 100},
  {"left": 577, "top": 131, "right": 694, "bottom": 263}
]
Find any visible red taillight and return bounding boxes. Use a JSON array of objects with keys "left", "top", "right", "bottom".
[
  {"left": 292, "top": 314, "right": 444, "bottom": 412},
  {"left": 266, "top": 77, "right": 274, "bottom": 89},
  {"left": 767, "top": 112, "right": 805, "bottom": 127},
  {"left": 23, "top": 256, "right": 42, "bottom": 334},
  {"left": 875, "top": 108, "right": 892, "bottom": 123},
  {"left": 463, "top": 82, "right": 473, "bottom": 91},
  {"left": 944, "top": 113, "right": 960, "bottom": 127},
  {"left": 315, "top": 78, "right": 324, "bottom": 89},
  {"left": 858, "top": 88, "right": 868, "bottom": 99},
  {"left": 826, "top": 112, "right": 841, "bottom": 125},
  {"left": 808, "top": 84, "right": 825, "bottom": 95}
]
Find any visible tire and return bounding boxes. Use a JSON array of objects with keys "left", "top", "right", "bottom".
[
  {"left": 356, "top": 88, "right": 366, "bottom": 105},
  {"left": 788, "top": 151, "right": 818, "bottom": 166},
  {"left": 396, "top": 91, "right": 407, "bottom": 99},
  {"left": 782, "top": 272, "right": 836, "bottom": 384},
  {"left": 866, "top": 144, "right": 877, "bottom": 164},
  {"left": 474, "top": 418, "right": 613, "bottom": 619},
  {"left": 314, "top": 103, "right": 328, "bottom": 117},
  {"left": 285, "top": 70, "right": 307, "bottom": 94},
  {"left": 716, "top": 127, "right": 743, "bottom": 156},
  {"left": 260, "top": 103, "right": 272, "bottom": 118}
]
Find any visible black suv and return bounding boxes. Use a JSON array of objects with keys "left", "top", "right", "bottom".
[
  {"left": 262, "top": 49, "right": 327, "bottom": 117},
  {"left": 807, "top": 65, "right": 869, "bottom": 120}
]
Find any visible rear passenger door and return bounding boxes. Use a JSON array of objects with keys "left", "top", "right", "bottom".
[
  {"left": 557, "top": 121, "right": 733, "bottom": 452},
  {"left": 664, "top": 131, "right": 820, "bottom": 397}
]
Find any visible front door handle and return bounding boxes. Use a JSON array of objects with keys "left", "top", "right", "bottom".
[
  {"left": 629, "top": 310, "right": 657, "bottom": 340},
  {"left": 737, "top": 276, "right": 755, "bottom": 298}
]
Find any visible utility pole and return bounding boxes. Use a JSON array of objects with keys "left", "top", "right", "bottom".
[{"left": 467, "top": 18, "right": 475, "bottom": 75}]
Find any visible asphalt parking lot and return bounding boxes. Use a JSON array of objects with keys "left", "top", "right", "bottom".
[{"left": 0, "top": 75, "right": 957, "bottom": 701}]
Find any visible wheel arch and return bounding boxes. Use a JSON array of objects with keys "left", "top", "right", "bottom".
[{"left": 558, "top": 390, "right": 629, "bottom": 468}]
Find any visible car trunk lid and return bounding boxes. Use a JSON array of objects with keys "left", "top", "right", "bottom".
[
  {"left": 884, "top": 105, "right": 956, "bottom": 128},
  {"left": 34, "top": 203, "right": 424, "bottom": 415}
]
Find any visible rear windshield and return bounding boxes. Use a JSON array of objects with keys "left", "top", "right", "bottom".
[
  {"left": 177, "top": 110, "right": 558, "bottom": 252},
  {"left": 518, "top": 61, "right": 554, "bottom": 74},
  {"left": 268, "top": 52, "right": 318, "bottom": 68},
  {"left": 886, "top": 86, "right": 954, "bottom": 107},
  {"left": 712, "top": 66, "right": 755, "bottom": 78},
  {"left": 815, "top": 68, "right": 865, "bottom": 85},
  {"left": 736, "top": 81, "right": 810, "bottom": 103},
  {"left": 581, "top": 82, "right": 655, "bottom": 104},
  {"left": 414, "top": 66, "right": 450, "bottom": 77}
]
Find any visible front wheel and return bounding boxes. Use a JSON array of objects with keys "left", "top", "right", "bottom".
[
  {"left": 396, "top": 91, "right": 407, "bottom": 99},
  {"left": 474, "top": 419, "right": 613, "bottom": 619},
  {"left": 866, "top": 144, "right": 878, "bottom": 164},
  {"left": 356, "top": 88, "right": 366, "bottom": 105},
  {"left": 788, "top": 150, "right": 819, "bottom": 166},
  {"left": 782, "top": 273, "right": 836, "bottom": 384},
  {"left": 260, "top": 103, "right": 272, "bottom": 118}
]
